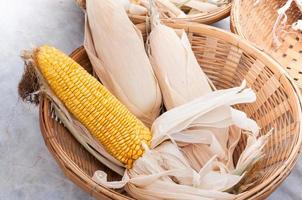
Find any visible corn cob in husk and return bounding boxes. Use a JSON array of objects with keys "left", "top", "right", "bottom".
[
  {"left": 91, "top": 2, "right": 267, "bottom": 199},
  {"left": 18, "top": 46, "right": 267, "bottom": 200},
  {"left": 18, "top": 45, "right": 245, "bottom": 199},
  {"left": 18, "top": 45, "right": 153, "bottom": 173},
  {"left": 84, "top": 0, "right": 162, "bottom": 128},
  {"left": 147, "top": 0, "right": 261, "bottom": 172},
  {"left": 19, "top": 3, "right": 265, "bottom": 199}
]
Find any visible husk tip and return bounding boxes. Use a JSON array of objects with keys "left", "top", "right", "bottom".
[{"left": 75, "top": 0, "right": 86, "bottom": 10}]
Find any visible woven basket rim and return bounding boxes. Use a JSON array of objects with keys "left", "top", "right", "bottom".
[
  {"left": 130, "top": 2, "right": 232, "bottom": 24},
  {"left": 230, "top": 0, "right": 246, "bottom": 38},
  {"left": 39, "top": 22, "right": 302, "bottom": 199},
  {"left": 230, "top": 0, "right": 302, "bottom": 156}
]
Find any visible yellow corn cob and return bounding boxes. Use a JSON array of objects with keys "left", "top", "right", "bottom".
[{"left": 35, "top": 45, "right": 152, "bottom": 168}]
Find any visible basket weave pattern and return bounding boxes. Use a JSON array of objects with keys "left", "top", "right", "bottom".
[
  {"left": 231, "top": 0, "right": 302, "bottom": 90},
  {"left": 40, "top": 23, "right": 302, "bottom": 200}
]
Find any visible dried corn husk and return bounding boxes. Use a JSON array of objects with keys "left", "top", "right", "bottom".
[
  {"left": 188, "top": 8, "right": 201, "bottom": 15},
  {"left": 292, "top": 0, "right": 302, "bottom": 30},
  {"left": 147, "top": 19, "right": 212, "bottom": 109},
  {"left": 75, "top": 0, "right": 86, "bottom": 10},
  {"left": 208, "top": 0, "right": 229, "bottom": 6},
  {"left": 84, "top": 0, "right": 162, "bottom": 127},
  {"left": 147, "top": 1, "right": 260, "bottom": 173},
  {"left": 92, "top": 81, "right": 267, "bottom": 200},
  {"left": 171, "top": 0, "right": 218, "bottom": 13},
  {"left": 294, "top": 0, "right": 302, "bottom": 11},
  {"left": 270, "top": 0, "right": 302, "bottom": 47},
  {"left": 271, "top": 0, "right": 293, "bottom": 47},
  {"left": 128, "top": 3, "right": 148, "bottom": 15},
  {"left": 156, "top": 0, "right": 187, "bottom": 17},
  {"left": 91, "top": 3, "right": 267, "bottom": 198}
]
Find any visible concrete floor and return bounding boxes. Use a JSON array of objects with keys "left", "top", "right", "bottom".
[{"left": 0, "top": 0, "right": 301, "bottom": 199}]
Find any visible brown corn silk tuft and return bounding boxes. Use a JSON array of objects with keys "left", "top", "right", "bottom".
[
  {"left": 84, "top": 0, "right": 162, "bottom": 128},
  {"left": 18, "top": 51, "right": 41, "bottom": 105}
]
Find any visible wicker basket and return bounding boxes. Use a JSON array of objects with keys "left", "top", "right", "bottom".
[
  {"left": 129, "top": 2, "right": 231, "bottom": 25},
  {"left": 40, "top": 23, "right": 302, "bottom": 199},
  {"left": 76, "top": 0, "right": 231, "bottom": 25},
  {"left": 230, "top": 0, "right": 302, "bottom": 91}
]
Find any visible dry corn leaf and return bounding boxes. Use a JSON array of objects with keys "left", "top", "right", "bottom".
[
  {"left": 128, "top": 3, "right": 148, "bottom": 15},
  {"left": 207, "top": 0, "right": 229, "bottom": 6},
  {"left": 156, "top": 0, "right": 187, "bottom": 17},
  {"left": 188, "top": 8, "right": 201, "bottom": 15},
  {"left": 92, "top": 4, "right": 265, "bottom": 198},
  {"left": 147, "top": 8, "right": 259, "bottom": 172},
  {"left": 90, "top": 80, "right": 265, "bottom": 199},
  {"left": 294, "top": 0, "right": 302, "bottom": 11},
  {"left": 171, "top": 0, "right": 218, "bottom": 12},
  {"left": 145, "top": 1, "right": 264, "bottom": 193},
  {"left": 93, "top": 142, "right": 238, "bottom": 200},
  {"left": 148, "top": 25, "right": 212, "bottom": 110},
  {"left": 84, "top": 0, "right": 162, "bottom": 127},
  {"left": 270, "top": 0, "right": 302, "bottom": 47}
]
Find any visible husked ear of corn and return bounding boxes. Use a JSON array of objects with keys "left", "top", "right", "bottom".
[
  {"left": 147, "top": 0, "right": 262, "bottom": 181},
  {"left": 84, "top": 0, "right": 162, "bottom": 127},
  {"left": 148, "top": 15, "right": 212, "bottom": 110},
  {"left": 91, "top": 3, "right": 266, "bottom": 199},
  {"left": 18, "top": 45, "right": 152, "bottom": 169}
]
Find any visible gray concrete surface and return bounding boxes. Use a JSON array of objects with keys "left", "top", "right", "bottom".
[{"left": 0, "top": 0, "right": 301, "bottom": 199}]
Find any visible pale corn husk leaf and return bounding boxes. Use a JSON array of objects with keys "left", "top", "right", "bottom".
[
  {"left": 183, "top": 144, "right": 216, "bottom": 170},
  {"left": 225, "top": 126, "right": 241, "bottom": 170},
  {"left": 128, "top": 3, "right": 148, "bottom": 15},
  {"left": 294, "top": 0, "right": 302, "bottom": 11},
  {"left": 91, "top": 82, "right": 260, "bottom": 198},
  {"left": 84, "top": 0, "right": 162, "bottom": 127},
  {"left": 91, "top": 2, "right": 264, "bottom": 198},
  {"left": 75, "top": 0, "right": 86, "bottom": 10},
  {"left": 156, "top": 0, "right": 187, "bottom": 17},
  {"left": 171, "top": 0, "right": 218, "bottom": 12},
  {"left": 93, "top": 142, "right": 237, "bottom": 200},
  {"left": 147, "top": 3, "right": 260, "bottom": 175},
  {"left": 292, "top": 20, "right": 302, "bottom": 31},
  {"left": 208, "top": 0, "right": 229, "bottom": 6},
  {"left": 75, "top": 0, "right": 132, "bottom": 10},
  {"left": 233, "top": 132, "right": 270, "bottom": 176},
  {"left": 150, "top": 81, "right": 259, "bottom": 172},
  {"left": 292, "top": 0, "right": 302, "bottom": 30},
  {"left": 151, "top": 81, "right": 258, "bottom": 148},
  {"left": 272, "top": 0, "right": 294, "bottom": 47},
  {"left": 148, "top": 25, "right": 212, "bottom": 110},
  {"left": 188, "top": 8, "right": 201, "bottom": 15}
]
